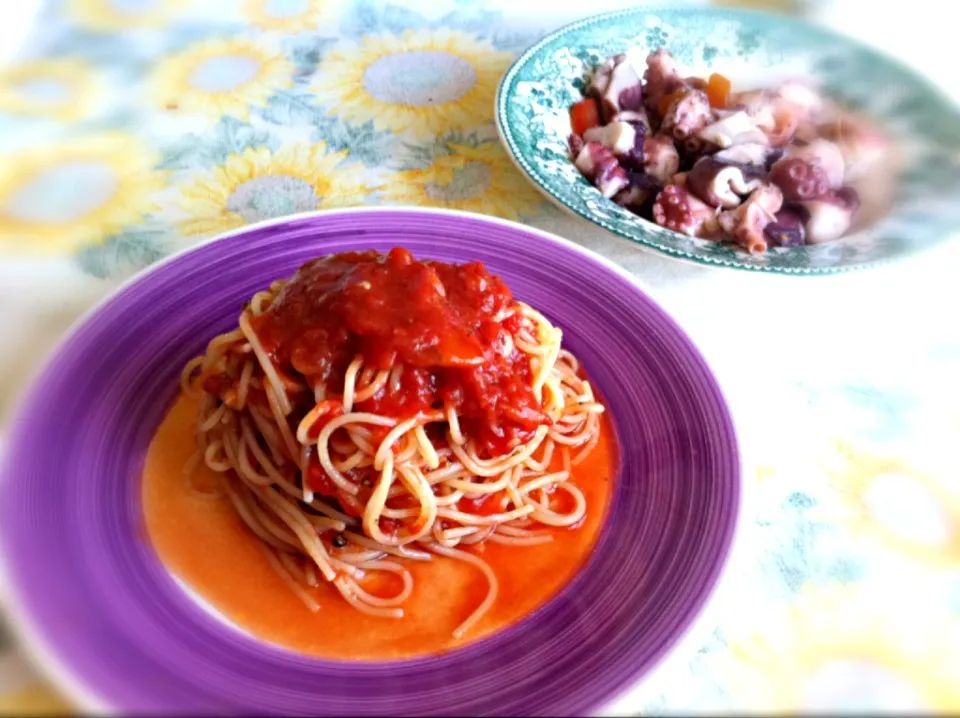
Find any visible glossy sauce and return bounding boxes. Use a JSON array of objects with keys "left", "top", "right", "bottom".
[
  {"left": 142, "top": 395, "right": 617, "bottom": 660},
  {"left": 245, "top": 248, "right": 547, "bottom": 456}
]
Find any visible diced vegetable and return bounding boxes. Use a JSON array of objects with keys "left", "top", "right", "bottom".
[
  {"left": 570, "top": 98, "right": 601, "bottom": 136},
  {"left": 657, "top": 88, "right": 687, "bottom": 117},
  {"left": 705, "top": 73, "right": 731, "bottom": 109}
]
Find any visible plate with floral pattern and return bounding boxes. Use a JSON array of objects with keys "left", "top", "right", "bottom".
[{"left": 495, "top": 6, "right": 960, "bottom": 273}]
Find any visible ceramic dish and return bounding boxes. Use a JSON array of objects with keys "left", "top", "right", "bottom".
[
  {"left": 495, "top": 7, "right": 960, "bottom": 273},
  {"left": 0, "top": 208, "right": 739, "bottom": 715}
]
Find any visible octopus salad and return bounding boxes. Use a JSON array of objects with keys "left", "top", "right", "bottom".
[{"left": 568, "top": 48, "right": 891, "bottom": 254}]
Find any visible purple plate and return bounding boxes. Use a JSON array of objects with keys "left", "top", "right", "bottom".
[{"left": 0, "top": 208, "right": 739, "bottom": 716}]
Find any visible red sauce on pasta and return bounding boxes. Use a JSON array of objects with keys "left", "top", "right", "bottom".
[
  {"left": 148, "top": 248, "right": 618, "bottom": 659},
  {"left": 142, "top": 395, "right": 617, "bottom": 660},
  {"left": 249, "top": 248, "right": 548, "bottom": 457}
]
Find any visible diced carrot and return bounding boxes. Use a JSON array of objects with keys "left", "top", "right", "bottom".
[
  {"left": 706, "top": 73, "right": 731, "bottom": 109},
  {"left": 570, "top": 98, "right": 601, "bottom": 136},
  {"left": 658, "top": 88, "right": 687, "bottom": 117}
]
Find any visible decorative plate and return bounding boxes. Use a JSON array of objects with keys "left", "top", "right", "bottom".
[
  {"left": 495, "top": 7, "right": 960, "bottom": 273},
  {"left": 0, "top": 208, "right": 739, "bottom": 715}
]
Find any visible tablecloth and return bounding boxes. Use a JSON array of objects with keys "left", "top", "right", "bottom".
[{"left": 1, "top": 0, "right": 959, "bottom": 713}]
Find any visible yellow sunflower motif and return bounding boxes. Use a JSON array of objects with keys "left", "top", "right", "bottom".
[
  {"left": 175, "top": 142, "right": 374, "bottom": 237},
  {"left": 312, "top": 29, "right": 512, "bottom": 137},
  {"left": 0, "top": 59, "right": 100, "bottom": 121},
  {"left": 0, "top": 133, "right": 165, "bottom": 257},
  {"left": 379, "top": 143, "right": 543, "bottom": 221},
  {"left": 724, "top": 583, "right": 960, "bottom": 712},
  {"left": 66, "top": 0, "right": 191, "bottom": 32},
  {"left": 243, "top": 0, "right": 330, "bottom": 33},
  {"left": 820, "top": 441, "right": 960, "bottom": 566},
  {"left": 152, "top": 38, "right": 294, "bottom": 120}
]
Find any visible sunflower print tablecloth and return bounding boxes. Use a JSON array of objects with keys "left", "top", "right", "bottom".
[{"left": 1, "top": 0, "right": 959, "bottom": 714}]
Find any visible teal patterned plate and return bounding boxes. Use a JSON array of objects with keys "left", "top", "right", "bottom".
[{"left": 495, "top": 7, "right": 960, "bottom": 273}]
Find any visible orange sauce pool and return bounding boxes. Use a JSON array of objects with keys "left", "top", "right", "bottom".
[{"left": 142, "top": 394, "right": 618, "bottom": 660}]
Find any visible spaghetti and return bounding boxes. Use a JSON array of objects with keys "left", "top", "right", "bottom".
[{"left": 180, "top": 247, "right": 605, "bottom": 638}]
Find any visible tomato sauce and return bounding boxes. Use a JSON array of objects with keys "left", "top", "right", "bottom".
[
  {"left": 142, "top": 395, "right": 618, "bottom": 660},
  {"left": 249, "top": 248, "right": 549, "bottom": 456},
  {"left": 147, "top": 250, "right": 619, "bottom": 659}
]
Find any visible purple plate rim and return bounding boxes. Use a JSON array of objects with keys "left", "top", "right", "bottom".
[{"left": 0, "top": 207, "right": 742, "bottom": 715}]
